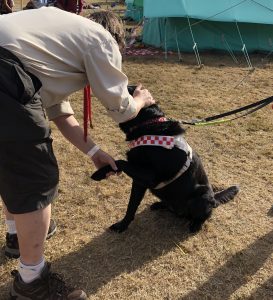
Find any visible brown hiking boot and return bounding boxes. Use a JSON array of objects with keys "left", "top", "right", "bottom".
[{"left": 10, "top": 262, "right": 87, "bottom": 300}]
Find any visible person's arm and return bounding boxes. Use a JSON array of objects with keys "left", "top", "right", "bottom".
[
  {"left": 52, "top": 114, "right": 118, "bottom": 171},
  {"left": 84, "top": 38, "right": 155, "bottom": 124}
]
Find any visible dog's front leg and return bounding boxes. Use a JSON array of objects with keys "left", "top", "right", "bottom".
[{"left": 110, "top": 180, "right": 147, "bottom": 233}]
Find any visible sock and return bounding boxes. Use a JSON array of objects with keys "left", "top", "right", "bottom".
[
  {"left": 5, "top": 220, "right": 17, "bottom": 235},
  {"left": 19, "top": 258, "right": 45, "bottom": 284}
]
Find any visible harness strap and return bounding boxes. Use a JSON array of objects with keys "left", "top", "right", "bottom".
[
  {"left": 129, "top": 135, "right": 175, "bottom": 149},
  {"left": 153, "top": 155, "right": 192, "bottom": 190}
]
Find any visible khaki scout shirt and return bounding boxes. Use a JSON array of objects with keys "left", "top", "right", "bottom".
[{"left": 0, "top": 7, "right": 137, "bottom": 123}]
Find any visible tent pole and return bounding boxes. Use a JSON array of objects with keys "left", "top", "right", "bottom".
[
  {"left": 175, "top": 26, "right": 182, "bottom": 61},
  {"left": 235, "top": 21, "right": 254, "bottom": 70},
  {"left": 187, "top": 17, "right": 202, "bottom": 67},
  {"left": 221, "top": 34, "right": 239, "bottom": 64}
]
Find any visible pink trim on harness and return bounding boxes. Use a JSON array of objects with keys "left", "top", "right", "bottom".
[{"left": 129, "top": 135, "right": 175, "bottom": 149}]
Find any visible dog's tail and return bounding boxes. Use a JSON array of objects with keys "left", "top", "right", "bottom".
[{"left": 214, "top": 185, "right": 240, "bottom": 207}]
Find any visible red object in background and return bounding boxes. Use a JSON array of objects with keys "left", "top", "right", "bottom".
[{"left": 55, "top": 0, "right": 83, "bottom": 14}]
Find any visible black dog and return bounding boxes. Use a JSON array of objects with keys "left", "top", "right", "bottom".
[{"left": 92, "top": 87, "right": 239, "bottom": 233}]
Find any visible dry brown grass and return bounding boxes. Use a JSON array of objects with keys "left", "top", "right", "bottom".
[{"left": 1, "top": 2, "right": 273, "bottom": 300}]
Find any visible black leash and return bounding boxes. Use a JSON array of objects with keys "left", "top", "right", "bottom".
[{"left": 180, "top": 95, "right": 273, "bottom": 126}]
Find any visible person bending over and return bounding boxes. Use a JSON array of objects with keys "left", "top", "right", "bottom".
[{"left": 0, "top": 8, "right": 154, "bottom": 299}]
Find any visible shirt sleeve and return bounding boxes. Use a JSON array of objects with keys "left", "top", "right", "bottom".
[
  {"left": 83, "top": 39, "right": 137, "bottom": 124},
  {"left": 45, "top": 99, "right": 74, "bottom": 120}
]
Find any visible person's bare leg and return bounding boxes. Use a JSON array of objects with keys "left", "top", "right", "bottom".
[
  {"left": 10, "top": 204, "right": 87, "bottom": 299},
  {"left": 13, "top": 205, "right": 51, "bottom": 265}
]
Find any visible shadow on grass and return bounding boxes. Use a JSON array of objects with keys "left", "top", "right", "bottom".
[
  {"left": 0, "top": 246, "right": 7, "bottom": 267},
  {"left": 1, "top": 210, "right": 272, "bottom": 299},
  {"left": 180, "top": 229, "right": 273, "bottom": 300},
  {"left": 52, "top": 206, "right": 191, "bottom": 296},
  {"left": 248, "top": 275, "right": 273, "bottom": 300},
  {"left": 0, "top": 250, "right": 14, "bottom": 299}
]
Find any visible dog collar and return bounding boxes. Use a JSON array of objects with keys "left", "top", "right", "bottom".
[{"left": 129, "top": 117, "right": 168, "bottom": 132}]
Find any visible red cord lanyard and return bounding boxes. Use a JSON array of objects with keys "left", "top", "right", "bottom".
[{"left": 83, "top": 85, "right": 93, "bottom": 142}]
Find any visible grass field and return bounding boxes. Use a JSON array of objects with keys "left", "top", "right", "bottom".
[{"left": 1, "top": 1, "right": 273, "bottom": 299}]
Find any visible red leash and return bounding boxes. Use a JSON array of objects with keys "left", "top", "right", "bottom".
[{"left": 83, "top": 85, "right": 93, "bottom": 142}]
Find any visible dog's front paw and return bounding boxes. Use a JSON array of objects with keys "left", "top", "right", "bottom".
[{"left": 109, "top": 221, "right": 129, "bottom": 233}]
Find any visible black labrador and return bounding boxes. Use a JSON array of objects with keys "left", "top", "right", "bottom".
[{"left": 91, "top": 86, "right": 239, "bottom": 233}]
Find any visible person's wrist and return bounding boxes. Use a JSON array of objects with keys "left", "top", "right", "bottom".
[
  {"left": 86, "top": 145, "right": 100, "bottom": 158},
  {"left": 134, "top": 96, "right": 145, "bottom": 111}
]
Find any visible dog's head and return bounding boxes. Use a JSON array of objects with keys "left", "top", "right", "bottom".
[{"left": 119, "top": 86, "right": 184, "bottom": 141}]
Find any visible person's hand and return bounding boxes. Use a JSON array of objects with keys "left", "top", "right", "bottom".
[
  {"left": 91, "top": 149, "right": 119, "bottom": 178},
  {"left": 133, "top": 84, "right": 155, "bottom": 109}
]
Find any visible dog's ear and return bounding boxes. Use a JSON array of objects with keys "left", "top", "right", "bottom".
[{"left": 91, "top": 159, "right": 157, "bottom": 187}]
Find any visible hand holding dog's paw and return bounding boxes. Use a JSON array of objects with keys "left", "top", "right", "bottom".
[
  {"left": 91, "top": 160, "right": 126, "bottom": 181},
  {"left": 91, "top": 165, "right": 117, "bottom": 181},
  {"left": 109, "top": 221, "right": 129, "bottom": 233}
]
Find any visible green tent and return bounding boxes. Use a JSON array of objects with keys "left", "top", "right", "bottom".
[
  {"left": 125, "top": 0, "right": 143, "bottom": 21},
  {"left": 134, "top": 0, "right": 143, "bottom": 7},
  {"left": 142, "top": 0, "right": 273, "bottom": 55}
]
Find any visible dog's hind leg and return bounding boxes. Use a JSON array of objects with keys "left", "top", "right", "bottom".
[
  {"left": 110, "top": 180, "right": 147, "bottom": 233},
  {"left": 214, "top": 185, "right": 240, "bottom": 207}
]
